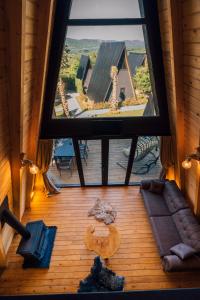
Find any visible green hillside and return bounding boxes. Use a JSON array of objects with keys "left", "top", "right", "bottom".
[{"left": 66, "top": 38, "right": 145, "bottom": 53}]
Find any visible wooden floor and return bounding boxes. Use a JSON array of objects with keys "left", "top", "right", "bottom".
[
  {"left": 1, "top": 186, "right": 200, "bottom": 295},
  {"left": 49, "top": 139, "right": 162, "bottom": 185}
]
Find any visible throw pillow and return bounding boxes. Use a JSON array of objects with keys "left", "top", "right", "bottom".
[
  {"left": 149, "top": 180, "right": 165, "bottom": 194},
  {"left": 170, "top": 243, "right": 197, "bottom": 260}
]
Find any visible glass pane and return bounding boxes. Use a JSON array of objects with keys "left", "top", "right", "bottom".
[
  {"left": 130, "top": 136, "right": 162, "bottom": 183},
  {"left": 53, "top": 25, "right": 158, "bottom": 119},
  {"left": 108, "top": 139, "right": 131, "bottom": 184},
  {"left": 48, "top": 139, "right": 80, "bottom": 186},
  {"left": 82, "top": 140, "right": 102, "bottom": 184},
  {"left": 69, "top": 0, "right": 141, "bottom": 19}
]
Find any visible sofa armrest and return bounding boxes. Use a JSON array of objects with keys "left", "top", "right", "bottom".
[
  {"left": 140, "top": 180, "right": 152, "bottom": 190},
  {"left": 162, "top": 254, "right": 200, "bottom": 272}
]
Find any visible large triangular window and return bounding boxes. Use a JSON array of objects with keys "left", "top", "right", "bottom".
[
  {"left": 41, "top": 0, "right": 170, "bottom": 138},
  {"left": 41, "top": 0, "right": 170, "bottom": 187}
]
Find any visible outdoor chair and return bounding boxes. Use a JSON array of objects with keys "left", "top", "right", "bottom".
[
  {"left": 117, "top": 136, "right": 159, "bottom": 175},
  {"left": 79, "top": 140, "right": 89, "bottom": 152},
  {"left": 55, "top": 157, "right": 73, "bottom": 176}
]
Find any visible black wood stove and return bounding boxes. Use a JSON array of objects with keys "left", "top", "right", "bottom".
[{"left": 0, "top": 202, "right": 50, "bottom": 264}]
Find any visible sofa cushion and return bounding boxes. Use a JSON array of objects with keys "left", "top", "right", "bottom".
[
  {"left": 172, "top": 208, "right": 200, "bottom": 251},
  {"left": 170, "top": 243, "right": 197, "bottom": 260},
  {"left": 141, "top": 189, "right": 170, "bottom": 217},
  {"left": 163, "top": 181, "right": 189, "bottom": 214},
  {"left": 149, "top": 180, "right": 165, "bottom": 194},
  {"left": 150, "top": 216, "right": 182, "bottom": 257}
]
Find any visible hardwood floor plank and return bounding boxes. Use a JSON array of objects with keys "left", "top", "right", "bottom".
[{"left": 1, "top": 187, "right": 200, "bottom": 295}]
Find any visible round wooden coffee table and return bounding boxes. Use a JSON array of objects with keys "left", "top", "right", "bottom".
[{"left": 84, "top": 224, "right": 120, "bottom": 259}]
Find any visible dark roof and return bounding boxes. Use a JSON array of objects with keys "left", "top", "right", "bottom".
[
  {"left": 87, "top": 41, "right": 126, "bottom": 103},
  {"left": 128, "top": 53, "right": 145, "bottom": 76},
  {"left": 76, "top": 55, "right": 90, "bottom": 81}
]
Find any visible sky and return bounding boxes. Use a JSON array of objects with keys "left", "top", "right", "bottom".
[
  {"left": 69, "top": 0, "right": 141, "bottom": 19},
  {"left": 66, "top": 25, "right": 144, "bottom": 41},
  {"left": 67, "top": 0, "right": 143, "bottom": 41}
]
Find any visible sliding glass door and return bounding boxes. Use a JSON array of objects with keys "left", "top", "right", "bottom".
[{"left": 48, "top": 136, "right": 161, "bottom": 187}]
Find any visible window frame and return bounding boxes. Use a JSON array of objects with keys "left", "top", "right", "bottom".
[{"left": 40, "top": 0, "right": 170, "bottom": 139}]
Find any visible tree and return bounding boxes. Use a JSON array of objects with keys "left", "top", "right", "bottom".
[
  {"left": 60, "top": 45, "right": 70, "bottom": 73},
  {"left": 57, "top": 45, "right": 70, "bottom": 117},
  {"left": 89, "top": 52, "right": 97, "bottom": 66},
  {"left": 57, "top": 77, "right": 69, "bottom": 117},
  {"left": 109, "top": 66, "right": 119, "bottom": 112},
  {"left": 133, "top": 65, "right": 151, "bottom": 95}
]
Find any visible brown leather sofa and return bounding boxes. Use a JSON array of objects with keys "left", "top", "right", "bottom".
[{"left": 140, "top": 180, "right": 200, "bottom": 271}]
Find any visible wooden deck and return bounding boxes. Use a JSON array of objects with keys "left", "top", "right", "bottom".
[
  {"left": 48, "top": 139, "right": 162, "bottom": 185},
  {"left": 1, "top": 187, "right": 200, "bottom": 295}
]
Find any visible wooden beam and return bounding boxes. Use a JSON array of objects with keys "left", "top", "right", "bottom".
[
  {"left": 166, "top": 0, "right": 185, "bottom": 188},
  {"left": 26, "top": 0, "right": 55, "bottom": 207},
  {"left": 4, "top": 0, "right": 26, "bottom": 219}
]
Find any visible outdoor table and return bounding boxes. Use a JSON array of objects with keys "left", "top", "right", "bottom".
[{"left": 54, "top": 139, "right": 75, "bottom": 159}]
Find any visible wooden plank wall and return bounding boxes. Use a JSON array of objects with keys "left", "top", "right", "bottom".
[
  {"left": 182, "top": 0, "right": 200, "bottom": 212},
  {"left": 4, "top": 0, "right": 54, "bottom": 219},
  {"left": 0, "top": 0, "right": 14, "bottom": 265},
  {"left": 0, "top": 0, "right": 12, "bottom": 206},
  {"left": 23, "top": 0, "right": 38, "bottom": 154},
  {"left": 157, "top": 0, "right": 185, "bottom": 187},
  {"left": 157, "top": 0, "right": 200, "bottom": 210},
  {"left": 0, "top": 0, "right": 54, "bottom": 263},
  {"left": 21, "top": 0, "right": 42, "bottom": 216}
]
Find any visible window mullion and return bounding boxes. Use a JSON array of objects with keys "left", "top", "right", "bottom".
[
  {"left": 66, "top": 18, "right": 146, "bottom": 26},
  {"left": 125, "top": 136, "right": 138, "bottom": 185}
]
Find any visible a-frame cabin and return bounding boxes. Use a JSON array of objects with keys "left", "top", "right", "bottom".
[
  {"left": 87, "top": 41, "right": 136, "bottom": 103},
  {"left": 0, "top": 0, "right": 200, "bottom": 299}
]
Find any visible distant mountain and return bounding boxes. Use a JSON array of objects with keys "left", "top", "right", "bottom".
[
  {"left": 66, "top": 38, "right": 101, "bottom": 52},
  {"left": 66, "top": 38, "right": 145, "bottom": 53},
  {"left": 125, "top": 40, "right": 145, "bottom": 49}
]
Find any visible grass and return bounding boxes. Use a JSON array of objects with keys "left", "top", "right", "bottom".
[{"left": 96, "top": 109, "right": 144, "bottom": 118}]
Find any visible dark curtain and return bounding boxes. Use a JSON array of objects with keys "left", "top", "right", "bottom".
[{"left": 35, "top": 139, "right": 60, "bottom": 195}]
